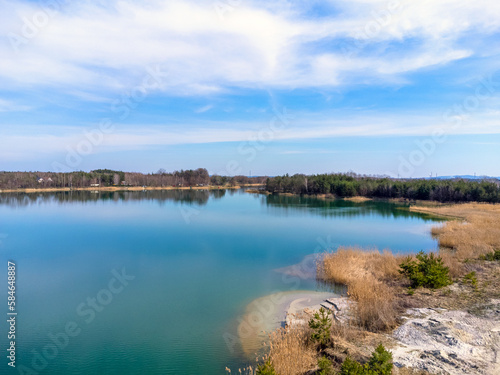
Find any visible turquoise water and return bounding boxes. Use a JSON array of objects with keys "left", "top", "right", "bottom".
[{"left": 0, "top": 190, "right": 442, "bottom": 374}]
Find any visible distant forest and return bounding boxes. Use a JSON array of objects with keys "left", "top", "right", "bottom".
[
  {"left": 0, "top": 168, "right": 266, "bottom": 189},
  {"left": 2, "top": 170, "right": 500, "bottom": 203},
  {"left": 265, "top": 173, "right": 500, "bottom": 203}
]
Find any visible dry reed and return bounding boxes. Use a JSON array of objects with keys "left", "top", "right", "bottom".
[
  {"left": 267, "top": 326, "right": 316, "bottom": 375},
  {"left": 411, "top": 203, "right": 500, "bottom": 276},
  {"left": 233, "top": 203, "right": 500, "bottom": 375},
  {"left": 320, "top": 248, "right": 401, "bottom": 331}
]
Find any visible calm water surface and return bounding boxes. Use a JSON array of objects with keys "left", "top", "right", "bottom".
[{"left": 0, "top": 189, "right": 442, "bottom": 374}]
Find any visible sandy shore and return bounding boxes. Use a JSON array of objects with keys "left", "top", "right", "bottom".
[
  {"left": 0, "top": 184, "right": 264, "bottom": 194},
  {"left": 237, "top": 290, "right": 337, "bottom": 357},
  {"left": 342, "top": 196, "right": 373, "bottom": 202}
]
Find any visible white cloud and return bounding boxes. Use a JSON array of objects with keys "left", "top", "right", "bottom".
[
  {"left": 194, "top": 104, "right": 213, "bottom": 113},
  {"left": 0, "top": 0, "right": 498, "bottom": 96},
  {"left": 0, "top": 98, "right": 32, "bottom": 112}
]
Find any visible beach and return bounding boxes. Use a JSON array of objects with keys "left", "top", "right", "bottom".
[{"left": 237, "top": 290, "right": 338, "bottom": 357}]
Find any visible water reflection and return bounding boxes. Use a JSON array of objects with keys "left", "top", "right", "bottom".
[
  {"left": 263, "top": 194, "right": 442, "bottom": 221},
  {"left": 0, "top": 189, "right": 225, "bottom": 207},
  {"left": 0, "top": 190, "right": 443, "bottom": 223}
]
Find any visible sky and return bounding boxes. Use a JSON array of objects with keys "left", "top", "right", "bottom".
[{"left": 1, "top": 0, "right": 499, "bottom": 177}]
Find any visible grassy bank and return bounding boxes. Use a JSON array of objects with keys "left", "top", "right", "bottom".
[{"left": 238, "top": 202, "right": 500, "bottom": 374}]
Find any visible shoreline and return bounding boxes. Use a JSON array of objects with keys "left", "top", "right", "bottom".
[
  {"left": 0, "top": 184, "right": 264, "bottom": 194},
  {"left": 239, "top": 202, "right": 500, "bottom": 374},
  {"left": 237, "top": 290, "right": 339, "bottom": 357},
  {"left": 259, "top": 191, "right": 448, "bottom": 205}
]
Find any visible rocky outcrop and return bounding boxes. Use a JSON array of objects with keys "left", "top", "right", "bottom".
[{"left": 392, "top": 300, "right": 500, "bottom": 374}]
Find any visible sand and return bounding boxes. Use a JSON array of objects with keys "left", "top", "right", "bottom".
[{"left": 237, "top": 290, "right": 337, "bottom": 357}]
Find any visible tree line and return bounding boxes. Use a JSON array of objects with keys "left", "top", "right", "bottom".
[
  {"left": 0, "top": 169, "right": 267, "bottom": 190},
  {"left": 265, "top": 173, "right": 500, "bottom": 203}
]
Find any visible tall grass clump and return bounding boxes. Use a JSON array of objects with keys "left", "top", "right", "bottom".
[
  {"left": 320, "top": 247, "right": 400, "bottom": 331},
  {"left": 265, "top": 325, "right": 316, "bottom": 375},
  {"left": 320, "top": 248, "right": 401, "bottom": 283},
  {"left": 348, "top": 278, "right": 397, "bottom": 332}
]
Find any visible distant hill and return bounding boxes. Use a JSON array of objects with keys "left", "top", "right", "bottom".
[{"left": 427, "top": 175, "right": 500, "bottom": 181}]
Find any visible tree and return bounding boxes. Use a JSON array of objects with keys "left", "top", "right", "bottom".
[
  {"left": 308, "top": 307, "right": 332, "bottom": 348},
  {"left": 368, "top": 344, "right": 393, "bottom": 375},
  {"left": 340, "top": 344, "right": 393, "bottom": 375},
  {"left": 399, "top": 251, "right": 452, "bottom": 289},
  {"left": 157, "top": 168, "right": 166, "bottom": 187}
]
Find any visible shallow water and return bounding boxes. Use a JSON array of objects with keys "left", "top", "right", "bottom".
[{"left": 0, "top": 189, "right": 442, "bottom": 374}]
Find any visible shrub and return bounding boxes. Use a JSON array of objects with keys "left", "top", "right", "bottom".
[
  {"left": 256, "top": 360, "right": 277, "bottom": 375},
  {"left": 399, "top": 251, "right": 452, "bottom": 289},
  {"left": 340, "top": 344, "right": 393, "bottom": 375},
  {"left": 479, "top": 249, "right": 500, "bottom": 261},
  {"left": 308, "top": 307, "right": 332, "bottom": 348},
  {"left": 318, "top": 356, "right": 335, "bottom": 375},
  {"left": 368, "top": 344, "right": 393, "bottom": 375},
  {"left": 463, "top": 271, "right": 478, "bottom": 288},
  {"left": 341, "top": 357, "right": 365, "bottom": 375}
]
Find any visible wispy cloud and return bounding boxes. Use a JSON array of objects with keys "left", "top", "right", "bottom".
[
  {"left": 195, "top": 104, "right": 213, "bottom": 113},
  {"left": 2, "top": 108, "right": 500, "bottom": 161},
  {"left": 0, "top": 98, "right": 32, "bottom": 112}
]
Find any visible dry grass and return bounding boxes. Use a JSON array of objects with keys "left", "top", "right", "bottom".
[
  {"left": 393, "top": 368, "right": 432, "bottom": 375},
  {"left": 266, "top": 326, "right": 316, "bottom": 375},
  {"left": 411, "top": 203, "right": 500, "bottom": 276},
  {"left": 233, "top": 203, "right": 500, "bottom": 375},
  {"left": 320, "top": 248, "right": 402, "bottom": 331},
  {"left": 321, "top": 247, "right": 402, "bottom": 283},
  {"left": 348, "top": 278, "right": 398, "bottom": 331}
]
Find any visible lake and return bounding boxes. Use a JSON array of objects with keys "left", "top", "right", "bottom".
[{"left": 0, "top": 189, "right": 442, "bottom": 374}]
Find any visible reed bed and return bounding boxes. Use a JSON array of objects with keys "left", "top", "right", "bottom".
[
  {"left": 320, "top": 248, "right": 402, "bottom": 332},
  {"left": 266, "top": 326, "right": 316, "bottom": 375},
  {"left": 230, "top": 325, "right": 316, "bottom": 375},
  {"left": 231, "top": 203, "right": 500, "bottom": 374},
  {"left": 412, "top": 203, "right": 500, "bottom": 275}
]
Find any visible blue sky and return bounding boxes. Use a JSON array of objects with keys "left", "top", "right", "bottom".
[{"left": 1, "top": 0, "right": 499, "bottom": 177}]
